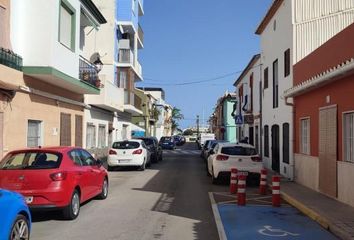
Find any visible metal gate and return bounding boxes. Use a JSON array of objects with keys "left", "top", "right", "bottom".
[{"left": 319, "top": 105, "right": 337, "bottom": 198}]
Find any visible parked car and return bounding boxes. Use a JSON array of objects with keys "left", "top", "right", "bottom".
[
  {"left": 202, "top": 140, "right": 230, "bottom": 160},
  {"left": 159, "top": 136, "right": 176, "bottom": 150},
  {"left": 0, "top": 147, "right": 108, "bottom": 220},
  {"left": 135, "top": 137, "right": 162, "bottom": 162},
  {"left": 207, "top": 143, "right": 262, "bottom": 184},
  {"left": 197, "top": 133, "right": 215, "bottom": 149},
  {"left": 173, "top": 135, "right": 186, "bottom": 146},
  {"left": 0, "top": 189, "right": 31, "bottom": 240},
  {"left": 108, "top": 139, "right": 151, "bottom": 170}
]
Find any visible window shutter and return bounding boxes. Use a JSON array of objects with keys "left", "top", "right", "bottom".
[
  {"left": 75, "top": 115, "right": 83, "bottom": 147},
  {"left": 60, "top": 113, "right": 71, "bottom": 146}
]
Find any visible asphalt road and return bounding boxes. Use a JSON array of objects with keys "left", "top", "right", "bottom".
[{"left": 30, "top": 142, "right": 226, "bottom": 240}]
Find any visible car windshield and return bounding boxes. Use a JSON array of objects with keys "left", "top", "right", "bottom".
[
  {"left": 112, "top": 141, "right": 140, "bottom": 149},
  {"left": 0, "top": 152, "right": 61, "bottom": 170},
  {"left": 142, "top": 138, "right": 154, "bottom": 146},
  {"left": 161, "top": 137, "right": 172, "bottom": 142},
  {"left": 221, "top": 146, "right": 257, "bottom": 156}
]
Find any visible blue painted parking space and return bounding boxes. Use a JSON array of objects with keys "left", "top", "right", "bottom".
[{"left": 218, "top": 205, "right": 337, "bottom": 240}]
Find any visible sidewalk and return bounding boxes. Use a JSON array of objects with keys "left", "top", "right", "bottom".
[{"left": 273, "top": 176, "right": 354, "bottom": 240}]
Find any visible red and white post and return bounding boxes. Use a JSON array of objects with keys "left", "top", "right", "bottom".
[
  {"left": 272, "top": 176, "right": 281, "bottom": 207},
  {"left": 259, "top": 169, "right": 267, "bottom": 195},
  {"left": 237, "top": 174, "right": 246, "bottom": 206},
  {"left": 230, "top": 168, "right": 238, "bottom": 194}
]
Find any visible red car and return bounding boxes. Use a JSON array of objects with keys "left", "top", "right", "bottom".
[{"left": 0, "top": 147, "right": 108, "bottom": 220}]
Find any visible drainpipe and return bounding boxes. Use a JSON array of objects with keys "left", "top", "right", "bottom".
[{"left": 285, "top": 96, "right": 295, "bottom": 181}]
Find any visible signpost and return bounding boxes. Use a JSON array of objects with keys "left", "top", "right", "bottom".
[{"left": 235, "top": 115, "right": 243, "bottom": 125}]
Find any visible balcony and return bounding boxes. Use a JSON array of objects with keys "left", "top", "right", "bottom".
[
  {"left": 123, "top": 90, "right": 143, "bottom": 115},
  {"left": 79, "top": 56, "right": 101, "bottom": 88},
  {"left": 85, "top": 77, "right": 124, "bottom": 112},
  {"left": 0, "top": 47, "right": 23, "bottom": 71},
  {"left": 117, "top": 49, "right": 143, "bottom": 81},
  {"left": 137, "top": 24, "right": 144, "bottom": 48},
  {"left": 138, "top": 0, "right": 144, "bottom": 16}
]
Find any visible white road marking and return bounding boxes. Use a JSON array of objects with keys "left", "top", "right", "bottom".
[
  {"left": 209, "top": 192, "right": 227, "bottom": 240},
  {"left": 258, "top": 225, "right": 300, "bottom": 237}
]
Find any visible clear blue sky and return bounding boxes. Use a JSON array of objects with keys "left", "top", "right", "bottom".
[{"left": 138, "top": 0, "right": 273, "bottom": 129}]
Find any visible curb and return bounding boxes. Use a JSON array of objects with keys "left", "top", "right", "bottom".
[{"left": 280, "top": 191, "right": 352, "bottom": 240}]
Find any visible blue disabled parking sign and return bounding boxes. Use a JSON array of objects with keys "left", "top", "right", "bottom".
[{"left": 235, "top": 115, "right": 243, "bottom": 125}]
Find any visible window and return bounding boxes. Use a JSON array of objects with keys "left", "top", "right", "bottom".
[
  {"left": 27, "top": 120, "right": 42, "bottom": 147},
  {"left": 59, "top": 0, "right": 75, "bottom": 50},
  {"left": 250, "top": 73, "right": 253, "bottom": 111},
  {"left": 283, "top": 123, "right": 290, "bottom": 163},
  {"left": 86, "top": 123, "right": 96, "bottom": 149},
  {"left": 273, "top": 20, "right": 277, "bottom": 31},
  {"left": 112, "top": 141, "right": 140, "bottom": 149},
  {"left": 273, "top": 59, "right": 279, "bottom": 108},
  {"left": 69, "top": 150, "right": 83, "bottom": 166},
  {"left": 221, "top": 146, "right": 257, "bottom": 156},
  {"left": 98, "top": 125, "right": 106, "bottom": 148},
  {"left": 79, "top": 149, "right": 96, "bottom": 166},
  {"left": 264, "top": 67, "right": 269, "bottom": 89},
  {"left": 300, "top": 118, "right": 310, "bottom": 154},
  {"left": 119, "top": 71, "right": 127, "bottom": 88},
  {"left": 264, "top": 125, "right": 269, "bottom": 157},
  {"left": 344, "top": 113, "right": 354, "bottom": 162},
  {"left": 284, "top": 49, "right": 290, "bottom": 77},
  {"left": 0, "top": 152, "right": 61, "bottom": 170}
]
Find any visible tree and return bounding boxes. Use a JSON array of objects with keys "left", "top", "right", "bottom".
[{"left": 171, "top": 107, "right": 184, "bottom": 133}]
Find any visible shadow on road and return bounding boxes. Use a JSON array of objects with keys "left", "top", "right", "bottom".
[{"left": 132, "top": 142, "right": 226, "bottom": 240}]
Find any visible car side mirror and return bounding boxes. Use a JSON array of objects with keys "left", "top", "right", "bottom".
[
  {"left": 96, "top": 159, "right": 103, "bottom": 167},
  {"left": 209, "top": 150, "right": 215, "bottom": 155}
]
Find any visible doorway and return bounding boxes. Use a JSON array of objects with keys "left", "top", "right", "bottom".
[
  {"left": 271, "top": 125, "right": 280, "bottom": 172},
  {"left": 319, "top": 106, "right": 337, "bottom": 197}
]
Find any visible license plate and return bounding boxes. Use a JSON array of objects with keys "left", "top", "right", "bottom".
[
  {"left": 119, "top": 160, "right": 129, "bottom": 163},
  {"left": 25, "top": 196, "right": 33, "bottom": 204},
  {"left": 238, "top": 171, "right": 248, "bottom": 176}
]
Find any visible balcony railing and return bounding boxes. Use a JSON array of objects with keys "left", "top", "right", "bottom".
[
  {"left": 118, "top": 49, "right": 134, "bottom": 64},
  {"left": 138, "top": 24, "right": 144, "bottom": 45},
  {"left": 0, "top": 47, "right": 23, "bottom": 71},
  {"left": 134, "top": 94, "right": 142, "bottom": 110},
  {"left": 124, "top": 90, "right": 134, "bottom": 105},
  {"left": 79, "top": 56, "right": 99, "bottom": 88}
]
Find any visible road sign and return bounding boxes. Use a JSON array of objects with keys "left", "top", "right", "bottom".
[{"left": 235, "top": 115, "right": 243, "bottom": 125}]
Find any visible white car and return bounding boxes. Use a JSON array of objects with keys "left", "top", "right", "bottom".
[
  {"left": 207, "top": 143, "right": 263, "bottom": 184},
  {"left": 107, "top": 139, "right": 151, "bottom": 171}
]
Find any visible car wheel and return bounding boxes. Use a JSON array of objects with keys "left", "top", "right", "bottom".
[
  {"left": 211, "top": 168, "right": 219, "bottom": 184},
  {"left": 97, "top": 178, "right": 108, "bottom": 200},
  {"left": 138, "top": 159, "right": 146, "bottom": 171},
  {"left": 9, "top": 214, "right": 30, "bottom": 240},
  {"left": 63, "top": 189, "right": 80, "bottom": 220}
]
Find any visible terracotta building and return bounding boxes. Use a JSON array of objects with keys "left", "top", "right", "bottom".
[{"left": 284, "top": 23, "right": 354, "bottom": 207}]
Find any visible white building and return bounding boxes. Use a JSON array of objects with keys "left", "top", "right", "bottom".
[
  {"left": 233, "top": 54, "right": 262, "bottom": 154},
  {"left": 257, "top": 0, "right": 354, "bottom": 179}
]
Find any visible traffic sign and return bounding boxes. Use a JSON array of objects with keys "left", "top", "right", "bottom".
[{"left": 235, "top": 115, "right": 243, "bottom": 125}]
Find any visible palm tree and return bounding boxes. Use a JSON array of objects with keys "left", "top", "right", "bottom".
[{"left": 171, "top": 107, "right": 184, "bottom": 133}]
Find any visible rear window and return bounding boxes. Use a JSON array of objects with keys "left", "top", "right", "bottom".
[
  {"left": 0, "top": 152, "right": 61, "bottom": 170},
  {"left": 221, "top": 146, "right": 257, "bottom": 156},
  {"left": 142, "top": 138, "right": 154, "bottom": 146},
  {"left": 112, "top": 141, "right": 140, "bottom": 149},
  {"left": 160, "top": 137, "right": 172, "bottom": 142}
]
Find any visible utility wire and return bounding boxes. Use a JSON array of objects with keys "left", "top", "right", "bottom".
[{"left": 140, "top": 64, "right": 261, "bottom": 86}]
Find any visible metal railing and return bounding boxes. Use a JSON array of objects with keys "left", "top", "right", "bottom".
[
  {"left": 0, "top": 47, "right": 23, "bottom": 71},
  {"left": 118, "top": 49, "right": 134, "bottom": 64},
  {"left": 79, "top": 56, "right": 99, "bottom": 87},
  {"left": 138, "top": 24, "right": 144, "bottom": 45}
]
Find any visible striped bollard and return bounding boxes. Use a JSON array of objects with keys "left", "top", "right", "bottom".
[
  {"left": 272, "top": 176, "right": 281, "bottom": 207},
  {"left": 230, "top": 168, "right": 238, "bottom": 194},
  {"left": 237, "top": 174, "right": 246, "bottom": 206},
  {"left": 259, "top": 169, "right": 267, "bottom": 195}
]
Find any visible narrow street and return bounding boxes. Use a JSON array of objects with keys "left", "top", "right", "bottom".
[{"left": 30, "top": 143, "right": 226, "bottom": 240}]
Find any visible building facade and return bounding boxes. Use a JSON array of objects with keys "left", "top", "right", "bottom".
[
  {"left": 256, "top": 0, "right": 354, "bottom": 179},
  {"left": 211, "top": 93, "right": 237, "bottom": 143},
  {"left": 0, "top": 0, "right": 105, "bottom": 157},
  {"left": 233, "top": 54, "right": 262, "bottom": 154},
  {"left": 284, "top": 23, "right": 354, "bottom": 207}
]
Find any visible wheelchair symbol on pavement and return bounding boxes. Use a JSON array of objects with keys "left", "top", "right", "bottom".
[{"left": 258, "top": 225, "right": 300, "bottom": 237}]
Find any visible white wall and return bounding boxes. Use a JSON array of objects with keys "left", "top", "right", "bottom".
[
  {"left": 11, "top": 0, "right": 80, "bottom": 78},
  {"left": 260, "top": 0, "right": 294, "bottom": 179},
  {"left": 337, "top": 161, "right": 354, "bottom": 208}
]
